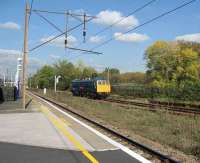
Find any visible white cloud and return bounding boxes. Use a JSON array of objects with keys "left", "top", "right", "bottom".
[
  {"left": 49, "top": 54, "right": 61, "bottom": 60},
  {"left": 0, "top": 49, "right": 21, "bottom": 55},
  {"left": 93, "top": 10, "right": 139, "bottom": 29},
  {"left": 40, "top": 35, "right": 77, "bottom": 47},
  {"left": 0, "top": 49, "right": 21, "bottom": 75},
  {"left": 114, "top": 32, "right": 149, "bottom": 43},
  {"left": 89, "top": 36, "right": 105, "bottom": 43},
  {"left": 0, "top": 49, "right": 43, "bottom": 75},
  {"left": 28, "top": 57, "right": 44, "bottom": 74},
  {"left": 175, "top": 33, "right": 200, "bottom": 43},
  {"left": 0, "top": 22, "right": 20, "bottom": 30}
]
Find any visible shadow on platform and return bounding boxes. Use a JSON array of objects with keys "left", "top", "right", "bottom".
[{"left": 0, "top": 141, "right": 89, "bottom": 163}]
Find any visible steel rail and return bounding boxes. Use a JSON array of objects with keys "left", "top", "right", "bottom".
[
  {"left": 104, "top": 99, "right": 200, "bottom": 116},
  {"left": 150, "top": 100, "right": 200, "bottom": 109}
]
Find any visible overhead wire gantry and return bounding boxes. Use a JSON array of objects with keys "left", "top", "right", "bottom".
[{"left": 30, "top": 9, "right": 101, "bottom": 54}]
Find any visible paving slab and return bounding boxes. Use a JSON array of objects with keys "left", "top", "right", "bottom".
[
  {"left": 44, "top": 102, "right": 118, "bottom": 151},
  {"left": 0, "top": 112, "right": 72, "bottom": 150},
  {"left": 0, "top": 99, "right": 22, "bottom": 111}
]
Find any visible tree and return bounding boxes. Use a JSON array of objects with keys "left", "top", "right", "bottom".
[
  {"left": 30, "top": 59, "right": 101, "bottom": 90},
  {"left": 32, "top": 65, "right": 55, "bottom": 89},
  {"left": 82, "top": 67, "right": 97, "bottom": 79},
  {"left": 119, "top": 72, "right": 146, "bottom": 84},
  {"left": 101, "top": 68, "right": 120, "bottom": 83},
  {"left": 54, "top": 60, "right": 77, "bottom": 90},
  {"left": 145, "top": 40, "right": 200, "bottom": 88}
]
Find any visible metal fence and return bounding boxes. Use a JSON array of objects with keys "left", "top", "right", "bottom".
[{"left": 0, "top": 86, "right": 17, "bottom": 102}]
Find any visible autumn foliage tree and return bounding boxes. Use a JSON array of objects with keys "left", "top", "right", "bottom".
[{"left": 145, "top": 41, "right": 200, "bottom": 100}]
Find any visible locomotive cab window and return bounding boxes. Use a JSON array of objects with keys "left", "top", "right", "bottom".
[
  {"left": 102, "top": 80, "right": 106, "bottom": 85},
  {"left": 97, "top": 80, "right": 102, "bottom": 85}
]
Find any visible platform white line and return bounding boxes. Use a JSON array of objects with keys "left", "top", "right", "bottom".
[{"left": 31, "top": 93, "right": 151, "bottom": 163}]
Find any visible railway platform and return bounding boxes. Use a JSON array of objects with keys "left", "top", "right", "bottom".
[{"left": 0, "top": 94, "right": 151, "bottom": 163}]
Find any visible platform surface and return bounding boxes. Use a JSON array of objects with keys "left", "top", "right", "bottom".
[
  {"left": 0, "top": 95, "right": 150, "bottom": 163},
  {"left": 0, "top": 99, "right": 23, "bottom": 112}
]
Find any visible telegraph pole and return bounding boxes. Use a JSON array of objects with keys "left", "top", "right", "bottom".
[{"left": 22, "top": 2, "right": 29, "bottom": 109}]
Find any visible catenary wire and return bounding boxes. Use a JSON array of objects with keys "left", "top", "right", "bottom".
[
  {"left": 34, "top": 11, "right": 63, "bottom": 33},
  {"left": 28, "top": 0, "right": 34, "bottom": 25},
  {"left": 88, "top": 0, "right": 197, "bottom": 52},
  {"left": 74, "top": 0, "right": 158, "bottom": 48},
  {"left": 29, "top": 17, "right": 94, "bottom": 52},
  {"left": 69, "top": 0, "right": 197, "bottom": 60}
]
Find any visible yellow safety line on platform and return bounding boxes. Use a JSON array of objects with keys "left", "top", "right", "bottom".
[
  {"left": 60, "top": 117, "right": 71, "bottom": 126},
  {"left": 40, "top": 106, "right": 99, "bottom": 163}
]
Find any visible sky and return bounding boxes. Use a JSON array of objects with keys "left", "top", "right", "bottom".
[{"left": 0, "top": 0, "right": 200, "bottom": 76}]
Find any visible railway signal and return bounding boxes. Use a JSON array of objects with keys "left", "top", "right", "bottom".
[{"left": 54, "top": 75, "right": 61, "bottom": 92}]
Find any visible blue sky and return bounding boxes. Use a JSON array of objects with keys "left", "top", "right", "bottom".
[{"left": 0, "top": 0, "right": 200, "bottom": 75}]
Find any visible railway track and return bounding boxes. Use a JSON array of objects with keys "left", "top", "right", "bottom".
[
  {"left": 30, "top": 91, "right": 180, "bottom": 163},
  {"left": 104, "top": 98, "right": 200, "bottom": 116},
  {"left": 149, "top": 100, "right": 200, "bottom": 109}
]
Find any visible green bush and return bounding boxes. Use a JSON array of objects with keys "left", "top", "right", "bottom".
[{"left": 112, "top": 82, "right": 200, "bottom": 101}]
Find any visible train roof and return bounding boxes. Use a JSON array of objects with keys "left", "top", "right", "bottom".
[{"left": 72, "top": 77, "right": 106, "bottom": 82}]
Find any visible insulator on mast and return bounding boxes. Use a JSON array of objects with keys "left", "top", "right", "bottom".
[
  {"left": 83, "top": 13, "right": 86, "bottom": 43},
  {"left": 64, "top": 39, "right": 67, "bottom": 48}
]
